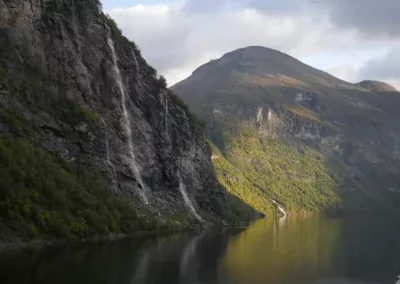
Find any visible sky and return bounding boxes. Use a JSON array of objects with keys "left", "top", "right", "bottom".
[{"left": 101, "top": 0, "right": 400, "bottom": 89}]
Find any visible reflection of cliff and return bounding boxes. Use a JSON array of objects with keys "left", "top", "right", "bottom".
[
  {"left": 223, "top": 217, "right": 341, "bottom": 284},
  {"left": 0, "top": 230, "right": 232, "bottom": 284}
]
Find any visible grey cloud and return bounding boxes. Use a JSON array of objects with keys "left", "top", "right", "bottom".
[
  {"left": 357, "top": 48, "right": 400, "bottom": 80},
  {"left": 109, "top": 4, "right": 327, "bottom": 84},
  {"left": 323, "top": 0, "right": 400, "bottom": 37},
  {"left": 107, "top": 1, "right": 399, "bottom": 86},
  {"left": 247, "top": 0, "right": 306, "bottom": 13},
  {"left": 183, "top": 0, "right": 400, "bottom": 37},
  {"left": 182, "top": 0, "right": 307, "bottom": 14},
  {"left": 182, "top": 0, "right": 227, "bottom": 14}
]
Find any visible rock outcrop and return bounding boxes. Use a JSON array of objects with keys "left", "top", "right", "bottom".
[{"left": 0, "top": 0, "right": 256, "bottom": 242}]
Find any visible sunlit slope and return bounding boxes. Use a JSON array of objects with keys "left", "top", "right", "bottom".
[{"left": 210, "top": 122, "right": 341, "bottom": 215}]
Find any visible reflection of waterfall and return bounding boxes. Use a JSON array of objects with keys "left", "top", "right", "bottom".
[
  {"left": 101, "top": 118, "right": 117, "bottom": 191},
  {"left": 130, "top": 250, "right": 150, "bottom": 284},
  {"left": 396, "top": 272, "right": 400, "bottom": 284},
  {"left": 178, "top": 174, "right": 203, "bottom": 222},
  {"left": 278, "top": 213, "right": 287, "bottom": 230},
  {"left": 107, "top": 28, "right": 149, "bottom": 205},
  {"left": 180, "top": 232, "right": 205, "bottom": 281}
]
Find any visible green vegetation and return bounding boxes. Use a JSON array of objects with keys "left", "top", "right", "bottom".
[
  {"left": 210, "top": 142, "right": 274, "bottom": 216},
  {"left": 167, "top": 90, "right": 206, "bottom": 128},
  {"left": 105, "top": 15, "right": 123, "bottom": 37},
  {"left": 0, "top": 135, "right": 178, "bottom": 241},
  {"left": 64, "top": 102, "right": 99, "bottom": 123},
  {"left": 0, "top": 110, "right": 37, "bottom": 135},
  {"left": 211, "top": 124, "right": 341, "bottom": 215}
]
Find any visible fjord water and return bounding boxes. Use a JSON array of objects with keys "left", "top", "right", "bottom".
[{"left": 1, "top": 216, "right": 400, "bottom": 284}]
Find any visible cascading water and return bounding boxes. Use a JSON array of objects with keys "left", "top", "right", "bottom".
[
  {"left": 165, "top": 95, "right": 169, "bottom": 134},
  {"left": 101, "top": 118, "right": 117, "bottom": 191},
  {"left": 131, "top": 48, "right": 143, "bottom": 88},
  {"left": 271, "top": 199, "right": 287, "bottom": 218},
  {"left": 107, "top": 28, "right": 149, "bottom": 205},
  {"left": 178, "top": 174, "right": 203, "bottom": 222}
]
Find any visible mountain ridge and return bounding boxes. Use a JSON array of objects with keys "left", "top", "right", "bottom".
[{"left": 172, "top": 45, "right": 400, "bottom": 214}]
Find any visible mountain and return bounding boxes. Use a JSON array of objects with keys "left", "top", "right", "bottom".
[
  {"left": 355, "top": 80, "right": 398, "bottom": 92},
  {"left": 0, "top": 0, "right": 257, "bottom": 243},
  {"left": 172, "top": 46, "right": 400, "bottom": 214}
]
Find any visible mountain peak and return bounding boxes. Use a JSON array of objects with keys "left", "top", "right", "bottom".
[
  {"left": 183, "top": 46, "right": 349, "bottom": 90},
  {"left": 223, "top": 46, "right": 291, "bottom": 59}
]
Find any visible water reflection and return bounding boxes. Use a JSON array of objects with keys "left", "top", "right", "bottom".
[
  {"left": 224, "top": 216, "right": 400, "bottom": 284},
  {"left": 224, "top": 217, "right": 341, "bottom": 284},
  {"left": 0, "top": 216, "right": 399, "bottom": 284}
]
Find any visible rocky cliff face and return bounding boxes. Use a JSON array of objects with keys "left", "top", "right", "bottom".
[
  {"left": 172, "top": 46, "right": 400, "bottom": 213},
  {"left": 0, "top": 0, "right": 255, "bottom": 241}
]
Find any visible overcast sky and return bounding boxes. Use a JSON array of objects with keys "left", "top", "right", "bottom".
[{"left": 101, "top": 0, "right": 400, "bottom": 89}]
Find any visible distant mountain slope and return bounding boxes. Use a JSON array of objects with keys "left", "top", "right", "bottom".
[
  {"left": 172, "top": 46, "right": 400, "bottom": 214},
  {"left": 356, "top": 80, "right": 398, "bottom": 92}
]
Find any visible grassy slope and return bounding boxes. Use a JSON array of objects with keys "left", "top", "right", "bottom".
[{"left": 210, "top": 123, "right": 341, "bottom": 215}]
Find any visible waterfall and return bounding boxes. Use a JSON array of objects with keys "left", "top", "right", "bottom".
[
  {"left": 101, "top": 118, "right": 117, "bottom": 191},
  {"left": 178, "top": 174, "right": 203, "bottom": 222},
  {"left": 165, "top": 95, "right": 169, "bottom": 134},
  {"left": 131, "top": 48, "right": 143, "bottom": 88},
  {"left": 271, "top": 199, "right": 287, "bottom": 218},
  {"left": 257, "top": 106, "right": 263, "bottom": 123},
  {"left": 97, "top": 4, "right": 102, "bottom": 14},
  {"left": 397, "top": 272, "right": 400, "bottom": 284},
  {"left": 132, "top": 49, "right": 140, "bottom": 75},
  {"left": 107, "top": 29, "right": 149, "bottom": 205}
]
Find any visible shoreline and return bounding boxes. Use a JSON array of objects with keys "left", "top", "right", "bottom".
[
  {"left": 0, "top": 220, "right": 253, "bottom": 251},
  {"left": 0, "top": 227, "right": 200, "bottom": 251}
]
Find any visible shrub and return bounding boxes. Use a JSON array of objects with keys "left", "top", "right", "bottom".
[
  {"left": 167, "top": 91, "right": 206, "bottom": 128},
  {"left": 0, "top": 135, "right": 141, "bottom": 240},
  {"left": 158, "top": 76, "right": 167, "bottom": 88}
]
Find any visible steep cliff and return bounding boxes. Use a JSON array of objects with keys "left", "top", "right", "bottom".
[
  {"left": 172, "top": 46, "right": 400, "bottom": 214},
  {"left": 0, "top": 0, "right": 256, "bottom": 242}
]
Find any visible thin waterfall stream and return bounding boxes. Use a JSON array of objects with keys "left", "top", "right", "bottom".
[
  {"left": 178, "top": 174, "right": 203, "bottom": 222},
  {"left": 107, "top": 28, "right": 149, "bottom": 205},
  {"left": 271, "top": 199, "right": 287, "bottom": 217},
  {"left": 101, "top": 118, "right": 117, "bottom": 191},
  {"left": 165, "top": 95, "right": 169, "bottom": 134}
]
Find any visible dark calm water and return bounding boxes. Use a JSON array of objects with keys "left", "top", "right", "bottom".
[{"left": 1, "top": 216, "right": 400, "bottom": 284}]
